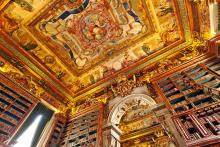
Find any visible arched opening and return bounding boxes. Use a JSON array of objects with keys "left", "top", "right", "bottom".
[
  {"left": 107, "top": 94, "right": 174, "bottom": 147},
  {"left": 108, "top": 94, "right": 156, "bottom": 125}
]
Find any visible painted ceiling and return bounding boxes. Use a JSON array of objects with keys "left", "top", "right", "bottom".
[{"left": 0, "top": 0, "right": 212, "bottom": 108}]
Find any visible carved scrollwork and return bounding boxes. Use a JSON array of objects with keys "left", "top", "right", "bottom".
[{"left": 111, "top": 74, "right": 143, "bottom": 97}]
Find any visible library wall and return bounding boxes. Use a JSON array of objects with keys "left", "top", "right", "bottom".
[
  {"left": 155, "top": 56, "right": 220, "bottom": 147},
  {"left": 0, "top": 72, "right": 39, "bottom": 144},
  {"left": 46, "top": 104, "right": 104, "bottom": 147}
]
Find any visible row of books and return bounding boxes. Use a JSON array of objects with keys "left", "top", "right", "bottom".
[
  {"left": 191, "top": 132, "right": 202, "bottom": 140},
  {"left": 0, "top": 76, "right": 37, "bottom": 143},
  {"left": 48, "top": 110, "right": 100, "bottom": 147},
  {"left": 168, "top": 57, "right": 220, "bottom": 143},
  {"left": 159, "top": 72, "right": 219, "bottom": 113},
  {"left": 65, "top": 119, "right": 98, "bottom": 131},
  {"left": 190, "top": 95, "right": 212, "bottom": 103}
]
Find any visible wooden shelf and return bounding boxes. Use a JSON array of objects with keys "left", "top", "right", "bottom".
[
  {"left": 61, "top": 110, "right": 100, "bottom": 146},
  {"left": 156, "top": 57, "right": 220, "bottom": 145},
  {"left": 0, "top": 74, "right": 38, "bottom": 142},
  {"left": 46, "top": 105, "right": 103, "bottom": 147}
]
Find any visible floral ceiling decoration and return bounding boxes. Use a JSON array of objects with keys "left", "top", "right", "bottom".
[{"left": 0, "top": 0, "right": 212, "bottom": 109}]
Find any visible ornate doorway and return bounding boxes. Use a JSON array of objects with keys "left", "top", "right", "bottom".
[{"left": 107, "top": 94, "right": 174, "bottom": 147}]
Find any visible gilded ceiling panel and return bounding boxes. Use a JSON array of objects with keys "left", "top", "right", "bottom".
[
  {"left": 0, "top": 0, "right": 200, "bottom": 97},
  {"left": 28, "top": 0, "right": 181, "bottom": 74}
]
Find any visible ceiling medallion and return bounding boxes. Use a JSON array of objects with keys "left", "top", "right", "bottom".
[
  {"left": 68, "top": 5, "right": 122, "bottom": 51},
  {"left": 44, "top": 55, "right": 55, "bottom": 64}
]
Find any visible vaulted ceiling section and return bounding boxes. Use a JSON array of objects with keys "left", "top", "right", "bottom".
[{"left": 0, "top": 0, "right": 213, "bottom": 112}]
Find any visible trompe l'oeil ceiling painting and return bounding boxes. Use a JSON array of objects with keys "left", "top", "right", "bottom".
[{"left": 0, "top": 0, "right": 209, "bottom": 99}]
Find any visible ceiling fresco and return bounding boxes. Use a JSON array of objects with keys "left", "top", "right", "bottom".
[
  {"left": 0, "top": 0, "right": 211, "bottom": 104},
  {"left": 29, "top": 0, "right": 181, "bottom": 75}
]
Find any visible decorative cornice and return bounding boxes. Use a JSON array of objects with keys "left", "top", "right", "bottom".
[
  {"left": 0, "top": 0, "right": 213, "bottom": 111},
  {"left": 0, "top": 28, "right": 75, "bottom": 105},
  {"left": 111, "top": 75, "right": 143, "bottom": 97},
  {"left": 0, "top": 58, "right": 68, "bottom": 112}
]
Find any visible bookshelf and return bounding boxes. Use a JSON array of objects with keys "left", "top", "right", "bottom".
[
  {"left": 46, "top": 104, "right": 103, "bottom": 147},
  {"left": 156, "top": 57, "right": 220, "bottom": 146},
  {"left": 47, "top": 115, "right": 66, "bottom": 147},
  {"left": 0, "top": 73, "right": 38, "bottom": 143}
]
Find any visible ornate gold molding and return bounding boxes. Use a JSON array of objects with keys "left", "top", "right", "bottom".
[
  {"left": 111, "top": 75, "right": 143, "bottom": 97},
  {"left": 0, "top": 29, "right": 75, "bottom": 105}
]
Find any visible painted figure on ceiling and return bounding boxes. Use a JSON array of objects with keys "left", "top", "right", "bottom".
[
  {"left": 0, "top": 13, "right": 18, "bottom": 33},
  {"left": 12, "top": 28, "right": 38, "bottom": 51},
  {"left": 38, "top": 0, "right": 95, "bottom": 69},
  {"left": 14, "top": 0, "right": 33, "bottom": 12},
  {"left": 157, "top": 0, "right": 174, "bottom": 17},
  {"left": 37, "top": 0, "right": 149, "bottom": 72},
  {"left": 161, "top": 21, "right": 180, "bottom": 46},
  {"left": 152, "top": 0, "right": 180, "bottom": 46},
  {"left": 120, "top": 0, "right": 141, "bottom": 24},
  {"left": 39, "top": 19, "right": 74, "bottom": 57},
  {"left": 141, "top": 43, "right": 151, "bottom": 55},
  {"left": 118, "top": 0, "right": 144, "bottom": 36},
  {"left": 82, "top": 14, "right": 107, "bottom": 41},
  {"left": 39, "top": 19, "right": 89, "bottom": 69}
]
